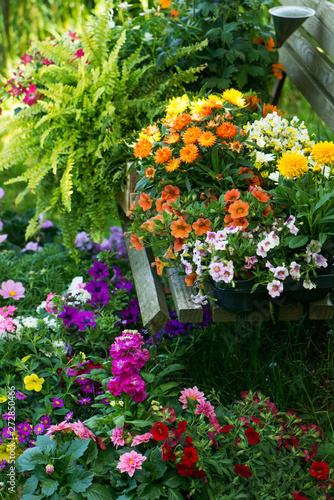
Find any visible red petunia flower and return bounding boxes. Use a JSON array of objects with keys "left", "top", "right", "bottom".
[
  {"left": 245, "top": 427, "right": 260, "bottom": 445},
  {"left": 220, "top": 424, "right": 234, "bottom": 433},
  {"left": 176, "top": 420, "right": 187, "bottom": 438},
  {"left": 284, "top": 435, "right": 299, "bottom": 450},
  {"left": 184, "top": 436, "right": 193, "bottom": 446},
  {"left": 162, "top": 440, "right": 176, "bottom": 462},
  {"left": 292, "top": 492, "right": 309, "bottom": 500},
  {"left": 234, "top": 464, "right": 252, "bottom": 478},
  {"left": 176, "top": 464, "right": 194, "bottom": 476},
  {"left": 150, "top": 422, "right": 169, "bottom": 441},
  {"left": 182, "top": 447, "right": 198, "bottom": 467},
  {"left": 309, "top": 461, "right": 329, "bottom": 480}
]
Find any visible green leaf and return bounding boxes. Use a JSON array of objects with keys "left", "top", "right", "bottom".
[
  {"left": 85, "top": 439, "right": 99, "bottom": 464},
  {"left": 41, "top": 478, "right": 59, "bottom": 496},
  {"left": 67, "top": 469, "right": 94, "bottom": 493},
  {"left": 16, "top": 447, "right": 46, "bottom": 472},
  {"left": 319, "top": 233, "right": 327, "bottom": 245},
  {"left": 86, "top": 484, "right": 115, "bottom": 500},
  {"left": 141, "top": 372, "right": 155, "bottom": 383},
  {"left": 21, "top": 495, "right": 45, "bottom": 500},
  {"left": 113, "top": 415, "right": 125, "bottom": 428},
  {"left": 157, "top": 363, "right": 184, "bottom": 378},
  {"left": 140, "top": 484, "right": 164, "bottom": 499},
  {"left": 23, "top": 475, "right": 39, "bottom": 495},
  {"left": 67, "top": 438, "right": 90, "bottom": 460},
  {"left": 288, "top": 235, "right": 309, "bottom": 249},
  {"left": 149, "top": 447, "right": 167, "bottom": 480},
  {"left": 163, "top": 472, "right": 182, "bottom": 488},
  {"left": 167, "top": 489, "right": 185, "bottom": 500},
  {"left": 314, "top": 192, "right": 333, "bottom": 212}
]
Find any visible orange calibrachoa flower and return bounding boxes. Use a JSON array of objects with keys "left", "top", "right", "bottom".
[
  {"left": 170, "top": 218, "right": 192, "bottom": 239},
  {"left": 166, "top": 157, "right": 181, "bottom": 173},
  {"left": 245, "top": 95, "right": 260, "bottom": 111},
  {"left": 162, "top": 185, "right": 180, "bottom": 202},
  {"left": 224, "top": 214, "right": 248, "bottom": 231},
  {"left": 262, "top": 204, "right": 274, "bottom": 218},
  {"left": 272, "top": 63, "right": 285, "bottom": 80},
  {"left": 159, "top": 0, "right": 171, "bottom": 7},
  {"left": 163, "top": 246, "right": 176, "bottom": 259},
  {"left": 164, "top": 132, "right": 180, "bottom": 144},
  {"left": 182, "top": 126, "right": 202, "bottom": 144},
  {"left": 263, "top": 103, "right": 282, "bottom": 118},
  {"left": 173, "top": 114, "right": 192, "bottom": 131},
  {"left": 152, "top": 257, "right": 167, "bottom": 275},
  {"left": 228, "top": 200, "right": 249, "bottom": 219},
  {"left": 138, "top": 193, "right": 152, "bottom": 211},
  {"left": 174, "top": 237, "right": 185, "bottom": 252},
  {"left": 251, "top": 188, "right": 270, "bottom": 203},
  {"left": 170, "top": 9, "right": 180, "bottom": 17},
  {"left": 180, "top": 144, "right": 199, "bottom": 163},
  {"left": 198, "top": 131, "right": 217, "bottom": 147},
  {"left": 185, "top": 272, "right": 198, "bottom": 286},
  {"left": 224, "top": 189, "right": 240, "bottom": 203},
  {"left": 134, "top": 137, "right": 152, "bottom": 158},
  {"left": 154, "top": 146, "right": 172, "bottom": 164},
  {"left": 130, "top": 234, "right": 144, "bottom": 251},
  {"left": 126, "top": 201, "right": 136, "bottom": 217},
  {"left": 192, "top": 218, "right": 211, "bottom": 236},
  {"left": 144, "top": 167, "right": 156, "bottom": 179},
  {"left": 266, "top": 37, "right": 275, "bottom": 51},
  {"left": 216, "top": 122, "right": 238, "bottom": 140},
  {"left": 229, "top": 141, "right": 243, "bottom": 153}
]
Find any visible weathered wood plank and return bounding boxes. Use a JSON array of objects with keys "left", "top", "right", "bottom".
[
  {"left": 116, "top": 164, "right": 140, "bottom": 215},
  {"left": 209, "top": 300, "right": 237, "bottom": 322},
  {"left": 166, "top": 268, "right": 203, "bottom": 323},
  {"left": 278, "top": 300, "right": 304, "bottom": 321},
  {"left": 124, "top": 235, "right": 170, "bottom": 334},
  {"left": 278, "top": 44, "right": 334, "bottom": 133},
  {"left": 309, "top": 295, "right": 334, "bottom": 320}
]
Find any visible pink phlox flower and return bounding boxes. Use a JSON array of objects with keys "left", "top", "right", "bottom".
[
  {"left": 73, "top": 49, "right": 85, "bottom": 60},
  {"left": 7, "top": 86, "right": 21, "bottom": 96},
  {"left": 0, "top": 280, "right": 25, "bottom": 300},
  {"left": 42, "top": 58, "right": 54, "bottom": 66},
  {"left": 131, "top": 432, "right": 153, "bottom": 447},
  {"left": 45, "top": 293, "right": 58, "bottom": 315},
  {"left": 21, "top": 241, "right": 42, "bottom": 252},
  {"left": 23, "top": 85, "right": 39, "bottom": 106},
  {"left": 209, "top": 414, "right": 221, "bottom": 433},
  {"left": 111, "top": 426, "right": 125, "bottom": 448},
  {"left": 179, "top": 386, "right": 206, "bottom": 409},
  {"left": 195, "top": 400, "right": 216, "bottom": 418},
  {"left": 21, "top": 53, "right": 33, "bottom": 65},
  {"left": 117, "top": 450, "right": 147, "bottom": 477},
  {"left": 68, "top": 30, "right": 81, "bottom": 41}
]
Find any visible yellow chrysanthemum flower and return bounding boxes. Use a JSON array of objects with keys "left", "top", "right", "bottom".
[
  {"left": 24, "top": 373, "right": 44, "bottom": 392},
  {"left": 165, "top": 95, "right": 189, "bottom": 118},
  {"left": 277, "top": 151, "right": 309, "bottom": 179},
  {"left": 189, "top": 98, "right": 207, "bottom": 116},
  {"left": 311, "top": 141, "right": 334, "bottom": 166},
  {"left": 222, "top": 88, "right": 246, "bottom": 107}
]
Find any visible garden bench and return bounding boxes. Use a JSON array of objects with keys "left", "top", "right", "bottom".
[{"left": 117, "top": 0, "right": 334, "bottom": 335}]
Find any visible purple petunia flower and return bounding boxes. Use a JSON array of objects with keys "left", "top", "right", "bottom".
[
  {"left": 86, "top": 280, "right": 108, "bottom": 295},
  {"left": 51, "top": 398, "right": 64, "bottom": 409},
  {"left": 57, "top": 305, "right": 78, "bottom": 327},
  {"left": 87, "top": 261, "right": 109, "bottom": 280},
  {"left": 71, "top": 310, "right": 96, "bottom": 331},
  {"left": 90, "top": 290, "right": 110, "bottom": 307}
]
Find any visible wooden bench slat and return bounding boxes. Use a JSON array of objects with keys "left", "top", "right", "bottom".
[
  {"left": 278, "top": 300, "right": 304, "bottom": 321},
  {"left": 278, "top": 43, "right": 334, "bottom": 133},
  {"left": 124, "top": 236, "right": 170, "bottom": 334},
  {"left": 309, "top": 295, "right": 334, "bottom": 320},
  {"left": 165, "top": 268, "right": 204, "bottom": 323}
]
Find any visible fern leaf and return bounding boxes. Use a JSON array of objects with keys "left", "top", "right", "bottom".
[{"left": 60, "top": 152, "right": 75, "bottom": 211}]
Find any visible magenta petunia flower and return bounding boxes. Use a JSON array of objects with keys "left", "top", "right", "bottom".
[
  {"left": 0, "top": 280, "right": 25, "bottom": 300},
  {"left": 117, "top": 450, "right": 147, "bottom": 477}
]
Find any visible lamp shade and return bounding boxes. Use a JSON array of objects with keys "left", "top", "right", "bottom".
[{"left": 269, "top": 6, "right": 315, "bottom": 47}]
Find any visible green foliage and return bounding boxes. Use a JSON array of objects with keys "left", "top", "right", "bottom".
[{"left": 0, "top": 4, "right": 205, "bottom": 253}]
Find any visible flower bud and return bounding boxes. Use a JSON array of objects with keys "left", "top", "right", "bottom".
[{"left": 46, "top": 464, "right": 54, "bottom": 474}]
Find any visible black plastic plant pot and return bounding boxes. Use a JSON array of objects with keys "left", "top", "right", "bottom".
[
  {"left": 210, "top": 280, "right": 270, "bottom": 312},
  {"left": 283, "top": 273, "right": 334, "bottom": 302}
]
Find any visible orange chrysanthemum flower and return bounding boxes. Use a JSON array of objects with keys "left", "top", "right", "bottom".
[
  {"left": 143, "top": 124, "right": 160, "bottom": 136},
  {"left": 134, "top": 137, "right": 152, "bottom": 158},
  {"left": 144, "top": 167, "right": 156, "bottom": 179},
  {"left": 192, "top": 107, "right": 212, "bottom": 121},
  {"left": 228, "top": 200, "right": 249, "bottom": 219},
  {"left": 192, "top": 218, "right": 211, "bottom": 236},
  {"left": 224, "top": 189, "right": 240, "bottom": 203},
  {"left": 182, "top": 126, "right": 202, "bottom": 144},
  {"left": 312, "top": 141, "right": 334, "bottom": 166},
  {"left": 170, "top": 9, "right": 180, "bottom": 17},
  {"left": 164, "top": 132, "right": 180, "bottom": 144},
  {"left": 272, "top": 63, "right": 285, "bottom": 80},
  {"left": 185, "top": 272, "right": 198, "bottom": 286},
  {"left": 253, "top": 35, "right": 264, "bottom": 45},
  {"left": 229, "top": 141, "right": 243, "bottom": 153},
  {"left": 263, "top": 103, "right": 282, "bottom": 118},
  {"left": 170, "top": 217, "right": 192, "bottom": 239},
  {"left": 138, "top": 193, "right": 152, "bottom": 211},
  {"left": 130, "top": 234, "right": 144, "bottom": 251},
  {"left": 266, "top": 37, "right": 275, "bottom": 51},
  {"left": 159, "top": 0, "right": 171, "bottom": 8},
  {"left": 198, "top": 131, "right": 217, "bottom": 147},
  {"left": 173, "top": 114, "right": 192, "bottom": 131},
  {"left": 174, "top": 237, "right": 185, "bottom": 252},
  {"left": 154, "top": 146, "right": 172, "bottom": 164},
  {"left": 179, "top": 144, "right": 199, "bottom": 163},
  {"left": 165, "top": 157, "right": 181, "bottom": 173},
  {"left": 161, "top": 185, "right": 180, "bottom": 203},
  {"left": 216, "top": 122, "right": 238, "bottom": 140},
  {"left": 245, "top": 95, "right": 260, "bottom": 111},
  {"left": 251, "top": 189, "right": 270, "bottom": 203}
]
